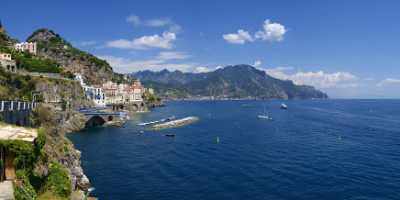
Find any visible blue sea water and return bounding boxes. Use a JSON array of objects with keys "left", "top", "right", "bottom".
[{"left": 69, "top": 100, "right": 400, "bottom": 200}]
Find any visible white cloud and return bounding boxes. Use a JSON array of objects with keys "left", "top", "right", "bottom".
[
  {"left": 253, "top": 60, "right": 262, "bottom": 67},
  {"left": 376, "top": 78, "right": 400, "bottom": 87},
  {"left": 126, "top": 15, "right": 141, "bottom": 25},
  {"left": 255, "top": 19, "right": 286, "bottom": 42},
  {"left": 126, "top": 15, "right": 182, "bottom": 33},
  {"left": 193, "top": 66, "right": 211, "bottom": 73},
  {"left": 156, "top": 51, "right": 190, "bottom": 60},
  {"left": 107, "top": 32, "right": 176, "bottom": 50},
  {"left": 266, "top": 67, "right": 358, "bottom": 89},
  {"left": 223, "top": 19, "right": 286, "bottom": 44},
  {"left": 223, "top": 29, "right": 254, "bottom": 44}
]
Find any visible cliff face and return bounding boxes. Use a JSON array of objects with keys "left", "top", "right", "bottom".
[
  {"left": 34, "top": 78, "right": 93, "bottom": 109},
  {"left": 133, "top": 65, "right": 328, "bottom": 99},
  {"left": 27, "top": 29, "right": 124, "bottom": 85}
]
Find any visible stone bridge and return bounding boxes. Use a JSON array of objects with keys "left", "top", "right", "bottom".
[
  {"left": 111, "top": 101, "right": 147, "bottom": 112},
  {"left": 79, "top": 109, "right": 127, "bottom": 127},
  {"left": 0, "top": 101, "right": 38, "bottom": 126}
]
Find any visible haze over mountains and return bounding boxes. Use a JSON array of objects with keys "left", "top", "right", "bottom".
[{"left": 132, "top": 65, "right": 328, "bottom": 100}]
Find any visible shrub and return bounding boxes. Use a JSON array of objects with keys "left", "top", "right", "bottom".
[
  {"left": 44, "top": 162, "right": 71, "bottom": 198},
  {"left": 14, "top": 170, "right": 38, "bottom": 200},
  {"left": 31, "top": 105, "right": 56, "bottom": 127}
]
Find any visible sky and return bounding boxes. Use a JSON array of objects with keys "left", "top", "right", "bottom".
[{"left": 1, "top": 0, "right": 400, "bottom": 98}]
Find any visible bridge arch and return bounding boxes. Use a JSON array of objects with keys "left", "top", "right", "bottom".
[
  {"left": 132, "top": 104, "right": 139, "bottom": 111},
  {"left": 85, "top": 115, "right": 106, "bottom": 128}
]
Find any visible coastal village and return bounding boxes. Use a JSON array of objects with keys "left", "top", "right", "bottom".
[{"left": 0, "top": 21, "right": 164, "bottom": 200}]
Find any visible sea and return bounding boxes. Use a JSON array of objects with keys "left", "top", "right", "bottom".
[{"left": 68, "top": 100, "right": 400, "bottom": 200}]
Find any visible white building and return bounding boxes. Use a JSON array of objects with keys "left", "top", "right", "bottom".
[
  {"left": 0, "top": 53, "right": 17, "bottom": 72},
  {"left": 14, "top": 42, "right": 37, "bottom": 55},
  {"left": 75, "top": 74, "right": 106, "bottom": 107},
  {"left": 102, "top": 80, "right": 144, "bottom": 105}
]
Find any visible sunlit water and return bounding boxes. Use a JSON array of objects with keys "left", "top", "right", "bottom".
[{"left": 69, "top": 100, "right": 400, "bottom": 200}]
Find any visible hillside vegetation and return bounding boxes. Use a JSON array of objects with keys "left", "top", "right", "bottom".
[{"left": 27, "top": 29, "right": 125, "bottom": 84}]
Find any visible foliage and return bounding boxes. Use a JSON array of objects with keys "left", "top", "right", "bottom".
[
  {"left": 37, "top": 191, "right": 68, "bottom": 200},
  {"left": 60, "top": 70, "right": 75, "bottom": 79},
  {"left": 143, "top": 90, "right": 160, "bottom": 103},
  {"left": 0, "top": 140, "right": 35, "bottom": 169},
  {"left": 0, "top": 68, "right": 36, "bottom": 100},
  {"left": 44, "top": 162, "right": 72, "bottom": 198},
  {"left": 14, "top": 170, "right": 38, "bottom": 200},
  {"left": 31, "top": 105, "right": 57, "bottom": 127},
  {"left": 35, "top": 128, "right": 47, "bottom": 158},
  {"left": 11, "top": 51, "right": 62, "bottom": 73},
  {"left": 0, "top": 126, "right": 46, "bottom": 170}
]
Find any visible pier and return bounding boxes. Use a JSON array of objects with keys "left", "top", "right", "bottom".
[{"left": 152, "top": 116, "right": 199, "bottom": 130}]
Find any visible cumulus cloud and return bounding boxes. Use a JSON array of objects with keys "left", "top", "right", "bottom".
[
  {"left": 223, "top": 19, "right": 286, "bottom": 44},
  {"left": 126, "top": 15, "right": 182, "bottom": 33},
  {"left": 376, "top": 78, "right": 400, "bottom": 87},
  {"left": 266, "top": 67, "right": 358, "bottom": 89},
  {"left": 98, "top": 51, "right": 197, "bottom": 73},
  {"left": 255, "top": 20, "right": 286, "bottom": 42},
  {"left": 253, "top": 60, "right": 262, "bottom": 67},
  {"left": 107, "top": 32, "right": 176, "bottom": 50},
  {"left": 223, "top": 29, "right": 254, "bottom": 44}
]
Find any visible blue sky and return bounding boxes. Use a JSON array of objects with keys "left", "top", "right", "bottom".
[{"left": 1, "top": 0, "right": 400, "bottom": 98}]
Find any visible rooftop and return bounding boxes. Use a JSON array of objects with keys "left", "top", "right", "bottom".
[{"left": 0, "top": 124, "right": 38, "bottom": 142}]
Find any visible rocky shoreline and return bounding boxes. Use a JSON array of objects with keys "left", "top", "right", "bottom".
[{"left": 54, "top": 109, "right": 92, "bottom": 199}]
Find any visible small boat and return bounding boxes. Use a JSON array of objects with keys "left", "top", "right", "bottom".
[
  {"left": 258, "top": 104, "right": 273, "bottom": 120},
  {"left": 257, "top": 115, "right": 273, "bottom": 120},
  {"left": 165, "top": 134, "right": 175, "bottom": 137},
  {"left": 280, "top": 103, "right": 288, "bottom": 109}
]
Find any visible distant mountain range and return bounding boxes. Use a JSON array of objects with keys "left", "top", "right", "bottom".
[{"left": 131, "top": 65, "right": 328, "bottom": 100}]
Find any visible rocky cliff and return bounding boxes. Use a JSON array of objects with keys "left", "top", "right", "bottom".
[{"left": 27, "top": 29, "right": 125, "bottom": 85}]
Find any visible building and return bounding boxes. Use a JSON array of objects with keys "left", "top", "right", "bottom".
[
  {"left": 102, "top": 81, "right": 119, "bottom": 105},
  {"left": 102, "top": 80, "right": 145, "bottom": 105},
  {"left": 128, "top": 80, "right": 144, "bottom": 102},
  {"left": 0, "top": 53, "right": 17, "bottom": 72},
  {"left": 0, "top": 125, "right": 38, "bottom": 181},
  {"left": 14, "top": 42, "right": 37, "bottom": 55},
  {"left": 75, "top": 74, "right": 106, "bottom": 107}
]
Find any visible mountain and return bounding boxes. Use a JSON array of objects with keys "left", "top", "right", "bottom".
[
  {"left": 132, "top": 65, "right": 328, "bottom": 99},
  {"left": 0, "top": 21, "right": 18, "bottom": 47},
  {"left": 27, "top": 29, "right": 125, "bottom": 84}
]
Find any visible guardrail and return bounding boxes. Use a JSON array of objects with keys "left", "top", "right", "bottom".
[{"left": 0, "top": 101, "right": 38, "bottom": 112}]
